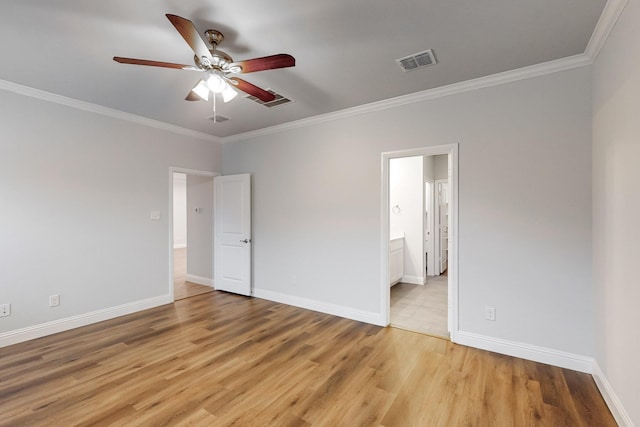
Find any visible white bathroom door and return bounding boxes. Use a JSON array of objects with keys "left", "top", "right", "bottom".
[{"left": 214, "top": 174, "right": 252, "bottom": 296}]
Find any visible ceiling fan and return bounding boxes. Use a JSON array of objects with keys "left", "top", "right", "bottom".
[{"left": 113, "top": 14, "right": 295, "bottom": 105}]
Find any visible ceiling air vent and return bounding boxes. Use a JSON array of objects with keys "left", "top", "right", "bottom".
[
  {"left": 396, "top": 49, "right": 437, "bottom": 72},
  {"left": 208, "top": 114, "right": 230, "bottom": 123},
  {"left": 246, "top": 89, "right": 292, "bottom": 108}
]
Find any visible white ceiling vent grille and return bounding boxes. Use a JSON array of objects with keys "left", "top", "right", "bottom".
[
  {"left": 246, "top": 89, "right": 293, "bottom": 108},
  {"left": 208, "top": 114, "right": 230, "bottom": 123},
  {"left": 396, "top": 49, "right": 437, "bottom": 72}
]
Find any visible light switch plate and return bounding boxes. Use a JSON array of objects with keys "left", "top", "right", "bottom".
[{"left": 150, "top": 211, "right": 161, "bottom": 220}]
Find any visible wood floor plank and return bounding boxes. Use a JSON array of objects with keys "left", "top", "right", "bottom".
[
  {"left": 0, "top": 290, "right": 616, "bottom": 426},
  {"left": 316, "top": 367, "right": 393, "bottom": 427},
  {"left": 512, "top": 376, "right": 545, "bottom": 426},
  {"left": 174, "top": 408, "right": 219, "bottom": 426},
  {"left": 561, "top": 368, "right": 618, "bottom": 427},
  {"left": 380, "top": 350, "right": 444, "bottom": 426}
]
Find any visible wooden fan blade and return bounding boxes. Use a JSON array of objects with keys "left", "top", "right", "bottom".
[
  {"left": 166, "top": 14, "right": 212, "bottom": 60},
  {"left": 229, "top": 77, "right": 275, "bottom": 102},
  {"left": 113, "top": 57, "right": 197, "bottom": 70},
  {"left": 234, "top": 54, "right": 295, "bottom": 74}
]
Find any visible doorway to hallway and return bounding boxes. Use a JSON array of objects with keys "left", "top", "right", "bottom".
[
  {"left": 173, "top": 247, "right": 214, "bottom": 300},
  {"left": 170, "top": 169, "right": 217, "bottom": 301}
]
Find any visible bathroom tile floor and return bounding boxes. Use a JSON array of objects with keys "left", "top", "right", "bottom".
[{"left": 390, "top": 275, "right": 448, "bottom": 338}]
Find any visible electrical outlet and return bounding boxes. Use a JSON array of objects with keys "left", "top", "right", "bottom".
[
  {"left": 291, "top": 275, "right": 297, "bottom": 287},
  {"left": 0, "top": 303, "right": 10, "bottom": 317},
  {"left": 49, "top": 294, "right": 60, "bottom": 307},
  {"left": 485, "top": 306, "right": 496, "bottom": 321}
]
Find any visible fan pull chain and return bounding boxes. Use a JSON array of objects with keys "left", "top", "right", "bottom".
[{"left": 212, "top": 93, "right": 217, "bottom": 123}]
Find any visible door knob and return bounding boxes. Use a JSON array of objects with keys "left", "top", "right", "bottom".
[{"left": 240, "top": 239, "right": 251, "bottom": 243}]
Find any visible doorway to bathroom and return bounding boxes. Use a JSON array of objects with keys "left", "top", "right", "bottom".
[{"left": 382, "top": 144, "right": 458, "bottom": 340}]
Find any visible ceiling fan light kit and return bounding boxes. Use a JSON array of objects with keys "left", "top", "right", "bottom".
[
  {"left": 206, "top": 72, "right": 227, "bottom": 93},
  {"left": 191, "top": 80, "right": 210, "bottom": 101},
  {"left": 113, "top": 14, "right": 295, "bottom": 122},
  {"left": 221, "top": 84, "right": 238, "bottom": 103}
]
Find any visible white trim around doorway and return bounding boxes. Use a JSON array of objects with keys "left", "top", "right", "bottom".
[
  {"left": 168, "top": 167, "right": 219, "bottom": 302},
  {"left": 381, "top": 144, "right": 459, "bottom": 342}
]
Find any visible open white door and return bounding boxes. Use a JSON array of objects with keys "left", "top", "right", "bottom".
[{"left": 214, "top": 174, "right": 252, "bottom": 296}]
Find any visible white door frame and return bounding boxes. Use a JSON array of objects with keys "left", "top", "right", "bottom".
[
  {"left": 381, "top": 143, "right": 459, "bottom": 342},
  {"left": 425, "top": 179, "right": 435, "bottom": 276},
  {"left": 168, "top": 167, "right": 219, "bottom": 302}
]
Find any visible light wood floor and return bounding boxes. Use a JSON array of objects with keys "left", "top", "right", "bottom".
[
  {"left": 0, "top": 292, "right": 615, "bottom": 426},
  {"left": 173, "top": 248, "right": 214, "bottom": 301}
]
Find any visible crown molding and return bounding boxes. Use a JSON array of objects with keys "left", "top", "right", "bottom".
[
  {"left": 2, "top": 0, "right": 625, "bottom": 146},
  {"left": 220, "top": 0, "right": 630, "bottom": 144},
  {"left": 222, "top": 53, "right": 591, "bottom": 143},
  {"left": 0, "top": 79, "right": 221, "bottom": 144},
  {"left": 585, "top": 0, "right": 630, "bottom": 61}
]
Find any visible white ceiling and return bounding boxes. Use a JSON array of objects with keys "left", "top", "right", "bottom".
[{"left": 0, "top": 0, "right": 606, "bottom": 138}]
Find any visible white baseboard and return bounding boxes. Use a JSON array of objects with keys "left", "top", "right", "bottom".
[
  {"left": 5, "top": 290, "right": 629, "bottom": 427},
  {"left": 402, "top": 275, "right": 425, "bottom": 285},
  {"left": 173, "top": 243, "right": 187, "bottom": 249},
  {"left": 253, "top": 288, "right": 385, "bottom": 326},
  {"left": 185, "top": 274, "right": 214, "bottom": 287},
  {"left": 592, "top": 361, "right": 635, "bottom": 427},
  {"left": 251, "top": 291, "right": 593, "bottom": 373},
  {"left": 0, "top": 295, "right": 172, "bottom": 348},
  {"left": 455, "top": 331, "right": 593, "bottom": 373}
]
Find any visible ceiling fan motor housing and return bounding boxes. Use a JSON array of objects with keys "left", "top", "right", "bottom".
[
  {"left": 193, "top": 29, "right": 237, "bottom": 72},
  {"left": 194, "top": 51, "right": 233, "bottom": 70},
  {"left": 204, "top": 29, "right": 224, "bottom": 47}
]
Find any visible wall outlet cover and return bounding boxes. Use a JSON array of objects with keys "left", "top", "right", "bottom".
[
  {"left": 49, "top": 295, "right": 60, "bottom": 307},
  {"left": 485, "top": 306, "right": 496, "bottom": 321},
  {"left": 0, "top": 303, "right": 10, "bottom": 317}
]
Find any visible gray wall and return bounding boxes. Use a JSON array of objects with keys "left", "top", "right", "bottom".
[
  {"left": 0, "top": 89, "right": 221, "bottom": 333},
  {"left": 186, "top": 175, "right": 214, "bottom": 281},
  {"left": 223, "top": 66, "right": 593, "bottom": 356},
  {"left": 173, "top": 173, "right": 187, "bottom": 248},
  {"left": 592, "top": 0, "right": 640, "bottom": 423},
  {"left": 434, "top": 154, "right": 448, "bottom": 180},
  {"left": 423, "top": 155, "right": 434, "bottom": 181}
]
